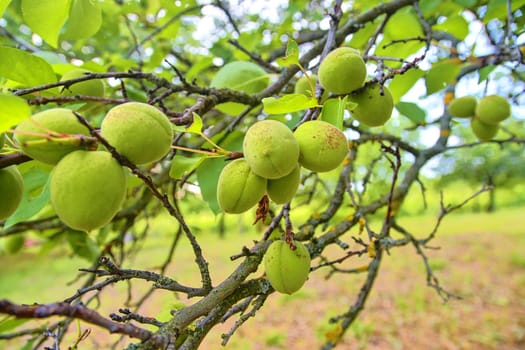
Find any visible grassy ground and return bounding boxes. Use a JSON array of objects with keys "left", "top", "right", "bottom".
[{"left": 1, "top": 207, "right": 524, "bottom": 349}]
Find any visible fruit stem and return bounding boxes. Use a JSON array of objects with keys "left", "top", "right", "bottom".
[
  {"left": 198, "top": 133, "right": 229, "bottom": 154},
  {"left": 15, "top": 133, "right": 98, "bottom": 148},
  {"left": 283, "top": 203, "right": 296, "bottom": 250},
  {"left": 170, "top": 144, "right": 226, "bottom": 157},
  {"left": 296, "top": 63, "right": 316, "bottom": 99}
]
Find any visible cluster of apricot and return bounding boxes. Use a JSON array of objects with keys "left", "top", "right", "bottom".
[
  {"left": 1, "top": 68, "right": 105, "bottom": 229},
  {"left": 448, "top": 95, "right": 511, "bottom": 141},
  {"left": 217, "top": 119, "right": 348, "bottom": 214},
  {"left": 217, "top": 119, "right": 348, "bottom": 295},
  {"left": 297, "top": 47, "right": 394, "bottom": 127},
  {"left": 4, "top": 102, "right": 173, "bottom": 233}
]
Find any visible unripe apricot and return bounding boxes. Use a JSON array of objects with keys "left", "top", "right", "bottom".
[
  {"left": 264, "top": 240, "right": 311, "bottom": 294},
  {"left": 217, "top": 159, "right": 267, "bottom": 214},
  {"left": 448, "top": 96, "right": 477, "bottom": 118},
  {"left": 294, "top": 120, "right": 348, "bottom": 172},
  {"left": 210, "top": 61, "right": 269, "bottom": 115},
  {"left": 14, "top": 108, "right": 91, "bottom": 164},
  {"left": 318, "top": 47, "right": 366, "bottom": 95},
  {"left": 1, "top": 235, "right": 25, "bottom": 254},
  {"left": 267, "top": 165, "right": 300, "bottom": 204},
  {"left": 294, "top": 75, "right": 329, "bottom": 101},
  {"left": 476, "top": 95, "right": 511, "bottom": 125},
  {"left": 50, "top": 150, "right": 127, "bottom": 232},
  {"left": 60, "top": 69, "right": 105, "bottom": 98},
  {"left": 243, "top": 120, "right": 299, "bottom": 179},
  {"left": 0, "top": 166, "right": 24, "bottom": 220},
  {"left": 470, "top": 117, "right": 499, "bottom": 141},
  {"left": 101, "top": 102, "right": 174, "bottom": 165},
  {"left": 348, "top": 84, "right": 394, "bottom": 127}
]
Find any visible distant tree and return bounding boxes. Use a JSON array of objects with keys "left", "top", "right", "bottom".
[{"left": 0, "top": 1, "right": 524, "bottom": 349}]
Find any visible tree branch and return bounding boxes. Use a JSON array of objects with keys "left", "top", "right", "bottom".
[{"left": 0, "top": 300, "right": 154, "bottom": 343}]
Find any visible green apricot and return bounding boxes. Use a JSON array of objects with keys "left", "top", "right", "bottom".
[
  {"left": 294, "top": 120, "right": 348, "bottom": 172},
  {"left": 101, "top": 102, "right": 174, "bottom": 165},
  {"left": 448, "top": 96, "right": 477, "bottom": 118},
  {"left": 295, "top": 75, "right": 315, "bottom": 96},
  {"left": 267, "top": 165, "right": 300, "bottom": 204},
  {"left": 50, "top": 150, "right": 127, "bottom": 232},
  {"left": 0, "top": 133, "right": 5, "bottom": 149},
  {"left": 210, "top": 61, "right": 269, "bottom": 115},
  {"left": 217, "top": 159, "right": 267, "bottom": 214},
  {"left": 318, "top": 47, "right": 366, "bottom": 95},
  {"left": 243, "top": 120, "right": 300, "bottom": 179},
  {"left": 1, "top": 235, "right": 25, "bottom": 254},
  {"left": 348, "top": 84, "right": 394, "bottom": 127},
  {"left": 470, "top": 117, "right": 499, "bottom": 141},
  {"left": 475, "top": 95, "right": 511, "bottom": 125},
  {"left": 294, "top": 74, "right": 329, "bottom": 101},
  {"left": 0, "top": 166, "right": 24, "bottom": 220},
  {"left": 264, "top": 240, "right": 311, "bottom": 294},
  {"left": 60, "top": 68, "right": 105, "bottom": 98},
  {"left": 14, "top": 108, "right": 91, "bottom": 164}
]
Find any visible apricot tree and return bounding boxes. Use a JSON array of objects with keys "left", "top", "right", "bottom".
[{"left": 0, "top": 1, "right": 524, "bottom": 349}]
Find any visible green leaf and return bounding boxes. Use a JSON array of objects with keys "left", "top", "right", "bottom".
[
  {"left": 0, "top": 317, "right": 30, "bottom": 333},
  {"left": 186, "top": 113, "right": 203, "bottom": 134},
  {"left": 0, "top": 94, "right": 31, "bottom": 133},
  {"left": 388, "top": 68, "right": 425, "bottom": 104},
  {"left": 196, "top": 131, "right": 244, "bottom": 214},
  {"left": 276, "top": 39, "right": 299, "bottom": 67},
  {"left": 172, "top": 125, "right": 186, "bottom": 133},
  {"left": 262, "top": 94, "right": 319, "bottom": 114},
  {"left": 484, "top": 0, "right": 525, "bottom": 22},
  {"left": 0, "top": 46, "right": 57, "bottom": 86},
  {"left": 169, "top": 155, "right": 207, "bottom": 180},
  {"left": 320, "top": 97, "right": 346, "bottom": 130},
  {"left": 33, "top": 51, "right": 67, "bottom": 64},
  {"left": 420, "top": 0, "right": 441, "bottom": 14},
  {"left": 388, "top": 68, "right": 425, "bottom": 103},
  {"left": 123, "top": 84, "right": 148, "bottom": 103},
  {"left": 66, "top": 231, "right": 100, "bottom": 261},
  {"left": 395, "top": 101, "right": 426, "bottom": 124},
  {"left": 374, "top": 9, "right": 425, "bottom": 67},
  {"left": 425, "top": 60, "right": 462, "bottom": 95},
  {"left": 385, "top": 8, "right": 423, "bottom": 39},
  {"left": 453, "top": 0, "right": 477, "bottom": 7},
  {"left": 21, "top": 0, "right": 71, "bottom": 48},
  {"left": 285, "top": 39, "right": 299, "bottom": 60},
  {"left": 4, "top": 169, "right": 51, "bottom": 229},
  {"left": 0, "top": 0, "right": 12, "bottom": 17},
  {"left": 196, "top": 157, "right": 227, "bottom": 215},
  {"left": 185, "top": 56, "right": 214, "bottom": 82},
  {"left": 478, "top": 65, "right": 496, "bottom": 83},
  {"left": 434, "top": 14, "right": 469, "bottom": 40},
  {"left": 349, "top": 21, "right": 379, "bottom": 49},
  {"left": 375, "top": 38, "right": 424, "bottom": 68},
  {"left": 62, "top": 0, "right": 102, "bottom": 40}
]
